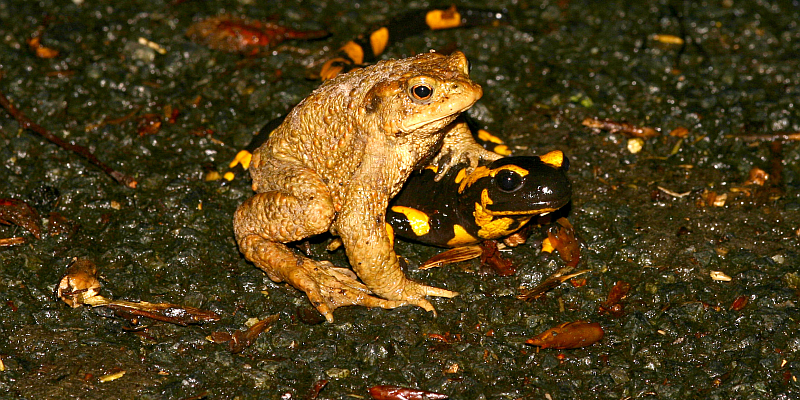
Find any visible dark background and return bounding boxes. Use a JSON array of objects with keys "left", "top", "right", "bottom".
[{"left": 1, "top": 0, "right": 798, "bottom": 399}]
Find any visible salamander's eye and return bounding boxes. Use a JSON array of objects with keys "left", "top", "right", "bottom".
[
  {"left": 410, "top": 84, "right": 433, "bottom": 101},
  {"left": 495, "top": 169, "right": 524, "bottom": 192}
]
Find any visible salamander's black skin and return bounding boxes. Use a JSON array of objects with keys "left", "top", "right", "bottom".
[{"left": 387, "top": 151, "right": 572, "bottom": 248}]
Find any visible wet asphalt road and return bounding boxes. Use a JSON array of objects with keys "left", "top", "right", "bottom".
[{"left": 1, "top": 0, "right": 799, "bottom": 399}]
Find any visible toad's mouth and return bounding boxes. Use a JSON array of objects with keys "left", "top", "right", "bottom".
[
  {"left": 401, "top": 112, "right": 459, "bottom": 132},
  {"left": 400, "top": 99, "right": 478, "bottom": 132}
]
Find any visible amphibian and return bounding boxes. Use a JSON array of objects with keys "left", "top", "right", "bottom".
[
  {"left": 387, "top": 151, "right": 571, "bottom": 248},
  {"left": 233, "top": 51, "right": 500, "bottom": 322}
]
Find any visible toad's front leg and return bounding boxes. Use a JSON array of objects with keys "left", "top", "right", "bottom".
[
  {"left": 334, "top": 183, "right": 458, "bottom": 313},
  {"left": 432, "top": 117, "right": 502, "bottom": 180}
]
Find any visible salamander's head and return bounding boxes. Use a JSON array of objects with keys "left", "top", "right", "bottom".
[{"left": 458, "top": 151, "right": 572, "bottom": 239}]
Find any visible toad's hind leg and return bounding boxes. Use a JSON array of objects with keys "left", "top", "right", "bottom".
[{"left": 233, "top": 159, "right": 406, "bottom": 322}]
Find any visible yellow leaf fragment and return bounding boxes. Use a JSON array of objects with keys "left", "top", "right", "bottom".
[
  {"left": 653, "top": 34, "right": 684, "bottom": 45},
  {"left": 444, "top": 363, "right": 460, "bottom": 374},
  {"left": 710, "top": 270, "right": 732, "bottom": 282},
  {"left": 99, "top": 370, "right": 126, "bottom": 383},
  {"left": 711, "top": 193, "right": 727, "bottom": 207}
]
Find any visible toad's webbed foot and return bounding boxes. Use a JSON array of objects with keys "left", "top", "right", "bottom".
[
  {"left": 386, "top": 280, "right": 459, "bottom": 316},
  {"left": 432, "top": 143, "right": 501, "bottom": 181},
  {"left": 298, "top": 261, "right": 459, "bottom": 321},
  {"left": 239, "top": 234, "right": 412, "bottom": 322},
  {"left": 291, "top": 260, "right": 413, "bottom": 322}
]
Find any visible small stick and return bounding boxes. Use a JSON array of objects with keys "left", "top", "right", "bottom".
[
  {"left": 0, "top": 237, "right": 26, "bottom": 247},
  {"left": 517, "top": 268, "right": 590, "bottom": 301},
  {"left": 582, "top": 117, "right": 659, "bottom": 138},
  {"left": 0, "top": 90, "right": 137, "bottom": 188}
]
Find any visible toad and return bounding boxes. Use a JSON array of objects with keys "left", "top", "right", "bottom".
[{"left": 233, "top": 51, "right": 500, "bottom": 322}]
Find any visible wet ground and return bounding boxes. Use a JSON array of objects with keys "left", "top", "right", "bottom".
[{"left": 1, "top": 0, "right": 799, "bottom": 399}]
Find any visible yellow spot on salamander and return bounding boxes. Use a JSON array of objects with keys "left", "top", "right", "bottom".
[
  {"left": 390, "top": 206, "right": 430, "bottom": 236},
  {"left": 458, "top": 166, "right": 490, "bottom": 194},
  {"left": 473, "top": 188, "right": 556, "bottom": 239},
  {"left": 474, "top": 192, "right": 535, "bottom": 239},
  {"left": 385, "top": 222, "right": 394, "bottom": 243},
  {"left": 478, "top": 216, "right": 518, "bottom": 240},
  {"left": 319, "top": 58, "right": 348, "bottom": 80},
  {"left": 425, "top": 6, "right": 462, "bottom": 30},
  {"left": 481, "top": 188, "right": 493, "bottom": 207},
  {"left": 425, "top": 165, "right": 439, "bottom": 173},
  {"left": 340, "top": 41, "right": 364, "bottom": 65},
  {"left": 447, "top": 224, "right": 478, "bottom": 246},
  {"left": 458, "top": 164, "right": 530, "bottom": 194},
  {"left": 229, "top": 150, "right": 253, "bottom": 169},
  {"left": 454, "top": 168, "right": 466, "bottom": 184},
  {"left": 540, "top": 150, "right": 564, "bottom": 168},
  {"left": 204, "top": 171, "right": 222, "bottom": 181},
  {"left": 477, "top": 129, "right": 504, "bottom": 144},
  {"left": 370, "top": 27, "right": 389, "bottom": 57},
  {"left": 223, "top": 171, "right": 235, "bottom": 181},
  {"left": 493, "top": 144, "right": 512, "bottom": 156},
  {"left": 474, "top": 191, "right": 494, "bottom": 227}
]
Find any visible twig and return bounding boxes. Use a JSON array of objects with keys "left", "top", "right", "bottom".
[
  {"left": 57, "top": 258, "right": 220, "bottom": 325},
  {"left": 517, "top": 268, "right": 590, "bottom": 301},
  {"left": 657, "top": 186, "right": 691, "bottom": 198},
  {"left": 0, "top": 237, "right": 26, "bottom": 247},
  {"left": 582, "top": 117, "right": 659, "bottom": 138},
  {"left": 0, "top": 90, "right": 137, "bottom": 188},
  {"left": 582, "top": 118, "right": 659, "bottom": 139}
]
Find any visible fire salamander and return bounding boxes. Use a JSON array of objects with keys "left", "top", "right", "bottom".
[
  {"left": 215, "top": 6, "right": 510, "bottom": 183},
  {"left": 386, "top": 151, "right": 571, "bottom": 248},
  {"left": 318, "top": 5, "right": 507, "bottom": 79}
]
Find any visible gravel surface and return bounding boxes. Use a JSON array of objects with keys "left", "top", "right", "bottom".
[{"left": 1, "top": 1, "right": 799, "bottom": 399}]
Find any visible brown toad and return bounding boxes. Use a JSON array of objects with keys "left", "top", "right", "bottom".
[{"left": 233, "top": 51, "right": 500, "bottom": 322}]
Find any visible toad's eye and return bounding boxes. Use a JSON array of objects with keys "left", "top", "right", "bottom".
[
  {"left": 495, "top": 169, "right": 524, "bottom": 192},
  {"left": 410, "top": 84, "right": 433, "bottom": 101}
]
